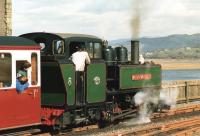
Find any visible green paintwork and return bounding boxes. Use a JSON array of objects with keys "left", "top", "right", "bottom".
[
  {"left": 0, "top": 36, "right": 37, "bottom": 46},
  {"left": 40, "top": 62, "right": 67, "bottom": 106},
  {"left": 119, "top": 65, "right": 161, "bottom": 89},
  {"left": 86, "top": 63, "right": 106, "bottom": 103},
  {"left": 41, "top": 93, "right": 65, "bottom": 105},
  {"left": 60, "top": 64, "right": 75, "bottom": 105}
]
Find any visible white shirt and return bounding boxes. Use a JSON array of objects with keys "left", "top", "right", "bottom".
[
  {"left": 72, "top": 51, "right": 91, "bottom": 71},
  {"left": 139, "top": 54, "right": 144, "bottom": 64}
]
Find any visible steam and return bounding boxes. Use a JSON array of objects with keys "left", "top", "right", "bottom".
[
  {"left": 159, "top": 87, "right": 179, "bottom": 109},
  {"left": 124, "top": 87, "right": 179, "bottom": 125},
  {"left": 134, "top": 89, "right": 159, "bottom": 124}
]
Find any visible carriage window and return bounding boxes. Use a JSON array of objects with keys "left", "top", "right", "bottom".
[
  {"left": 0, "top": 53, "right": 12, "bottom": 88},
  {"left": 31, "top": 53, "right": 38, "bottom": 85},
  {"left": 53, "top": 40, "right": 65, "bottom": 55}
]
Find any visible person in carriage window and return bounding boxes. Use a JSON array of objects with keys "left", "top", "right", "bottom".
[{"left": 16, "top": 61, "right": 31, "bottom": 93}]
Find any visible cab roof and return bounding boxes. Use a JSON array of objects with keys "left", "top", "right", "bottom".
[
  {"left": 55, "top": 33, "right": 101, "bottom": 39},
  {"left": 20, "top": 32, "right": 102, "bottom": 42},
  {"left": 0, "top": 36, "right": 38, "bottom": 46}
]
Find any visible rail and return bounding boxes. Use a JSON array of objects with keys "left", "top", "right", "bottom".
[
  {"left": 151, "top": 103, "right": 200, "bottom": 119},
  {"left": 113, "top": 117, "right": 200, "bottom": 136}
]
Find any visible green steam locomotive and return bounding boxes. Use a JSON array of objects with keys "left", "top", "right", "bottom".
[{"left": 20, "top": 32, "right": 161, "bottom": 129}]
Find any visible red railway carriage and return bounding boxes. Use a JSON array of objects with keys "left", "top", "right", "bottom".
[{"left": 0, "top": 36, "right": 41, "bottom": 130}]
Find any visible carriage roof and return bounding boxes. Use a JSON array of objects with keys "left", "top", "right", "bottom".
[{"left": 0, "top": 36, "right": 38, "bottom": 46}]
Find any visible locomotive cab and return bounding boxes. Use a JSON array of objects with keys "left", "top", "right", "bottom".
[
  {"left": 20, "top": 32, "right": 106, "bottom": 107},
  {"left": 20, "top": 32, "right": 107, "bottom": 127}
]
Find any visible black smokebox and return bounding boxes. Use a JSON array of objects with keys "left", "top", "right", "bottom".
[{"left": 131, "top": 40, "right": 139, "bottom": 64}]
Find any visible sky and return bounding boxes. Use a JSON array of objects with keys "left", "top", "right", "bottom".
[{"left": 13, "top": 0, "right": 200, "bottom": 40}]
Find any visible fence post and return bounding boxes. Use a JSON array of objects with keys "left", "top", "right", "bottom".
[{"left": 185, "top": 81, "right": 189, "bottom": 103}]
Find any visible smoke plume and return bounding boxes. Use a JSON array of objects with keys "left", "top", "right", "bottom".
[
  {"left": 131, "top": 0, "right": 141, "bottom": 39},
  {"left": 131, "top": 0, "right": 158, "bottom": 39}
]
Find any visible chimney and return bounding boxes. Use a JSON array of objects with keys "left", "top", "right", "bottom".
[{"left": 131, "top": 40, "right": 139, "bottom": 64}]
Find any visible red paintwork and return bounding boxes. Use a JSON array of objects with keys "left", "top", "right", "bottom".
[
  {"left": 132, "top": 73, "right": 152, "bottom": 81},
  {"left": 0, "top": 87, "right": 41, "bottom": 130},
  {"left": 41, "top": 108, "right": 64, "bottom": 126},
  {"left": 0, "top": 45, "right": 40, "bottom": 50}
]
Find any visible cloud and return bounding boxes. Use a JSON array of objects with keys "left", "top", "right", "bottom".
[
  {"left": 12, "top": 0, "right": 200, "bottom": 40},
  {"left": 138, "top": 0, "right": 200, "bottom": 37},
  {"left": 79, "top": 0, "right": 132, "bottom": 14},
  {"left": 13, "top": 0, "right": 133, "bottom": 39}
]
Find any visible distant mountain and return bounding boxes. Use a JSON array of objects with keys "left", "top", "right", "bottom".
[{"left": 108, "top": 33, "right": 200, "bottom": 52}]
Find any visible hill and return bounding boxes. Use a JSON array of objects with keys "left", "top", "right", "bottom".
[{"left": 108, "top": 33, "right": 200, "bottom": 52}]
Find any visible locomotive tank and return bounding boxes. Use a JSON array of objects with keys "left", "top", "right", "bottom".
[
  {"left": 107, "top": 40, "right": 161, "bottom": 91},
  {"left": 103, "top": 46, "right": 115, "bottom": 66},
  {"left": 115, "top": 46, "right": 128, "bottom": 64}
]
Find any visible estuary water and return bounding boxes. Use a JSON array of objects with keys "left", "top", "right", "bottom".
[{"left": 162, "top": 69, "right": 200, "bottom": 81}]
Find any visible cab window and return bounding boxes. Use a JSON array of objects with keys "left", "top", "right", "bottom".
[
  {"left": 53, "top": 40, "right": 65, "bottom": 55},
  {"left": 39, "top": 43, "right": 46, "bottom": 52},
  {"left": 69, "top": 42, "right": 85, "bottom": 56},
  {"left": 86, "top": 42, "right": 102, "bottom": 59},
  {"left": 86, "top": 42, "right": 93, "bottom": 58},
  {"left": 34, "top": 37, "right": 46, "bottom": 53},
  {"left": 31, "top": 53, "right": 38, "bottom": 85},
  {"left": 94, "top": 43, "right": 102, "bottom": 58},
  {"left": 0, "top": 53, "right": 12, "bottom": 88}
]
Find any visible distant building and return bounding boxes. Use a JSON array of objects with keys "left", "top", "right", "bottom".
[
  {"left": 145, "top": 52, "right": 153, "bottom": 56},
  {"left": 186, "top": 47, "right": 191, "bottom": 50},
  {"left": 0, "top": 0, "right": 12, "bottom": 36}
]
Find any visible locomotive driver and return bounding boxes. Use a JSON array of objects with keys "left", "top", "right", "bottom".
[
  {"left": 71, "top": 46, "right": 90, "bottom": 71},
  {"left": 71, "top": 45, "right": 91, "bottom": 105}
]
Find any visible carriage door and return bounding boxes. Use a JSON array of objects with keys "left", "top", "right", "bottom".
[{"left": 14, "top": 52, "right": 41, "bottom": 126}]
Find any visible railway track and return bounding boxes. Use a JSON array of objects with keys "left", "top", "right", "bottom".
[
  {"left": 112, "top": 116, "right": 200, "bottom": 136},
  {"left": 77, "top": 103, "right": 200, "bottom": 136},
  {"left": 105, "top": 104, "right": 200, "bottom": 136},
  {"left": 151, "top": 103, "right": 200, "bottom": 120},
  {"left": 0, "top": 128, "right": 41, "bottom": 136},
  {"left": 16, "top": 103, "right": 200, "bottom": 136}
]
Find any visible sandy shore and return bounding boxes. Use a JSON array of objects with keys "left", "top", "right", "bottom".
[{"left": 147, "top": 59, "right": 200, "bottom": 70}]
